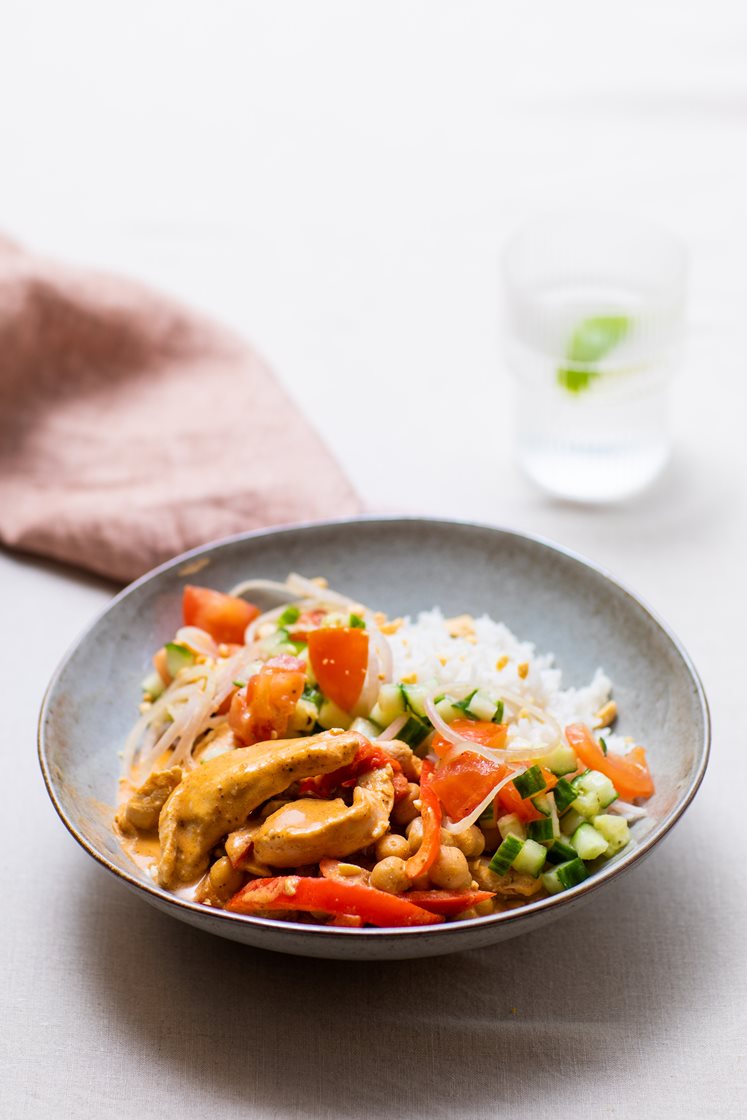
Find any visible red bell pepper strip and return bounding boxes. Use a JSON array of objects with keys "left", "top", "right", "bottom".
[
  {"left": 405, "top": 890, "right": 494, "bottom": 916},
  {"left": 226, "top": 876, "right": 444, "bottom": 927},
  {"left": 565, "top": 723, "right": 654, "bottom": 801},
  {"left": 405, "top": 758, "right": 442, "bottom": 880},
  {"left": 299, "top": 743, "right": 402, "bottom": 797}
]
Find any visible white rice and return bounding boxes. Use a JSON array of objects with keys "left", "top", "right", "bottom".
[{"left": 388, "top": 608, "right": 626, "bottom": 752}]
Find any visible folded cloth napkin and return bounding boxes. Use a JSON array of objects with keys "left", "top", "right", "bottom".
[{"left": 0, "top": 237, "right": 360, "bottom": 582}]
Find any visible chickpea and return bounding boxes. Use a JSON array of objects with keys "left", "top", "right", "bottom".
[
  {"left": 391, "top": 783, "right": 421, "bottom": 826},
  {"left": 405, "top": 816, "right": 424, "bottom": 853},
  {"left": 370, "top": 856, "right": 410, "bottom": 895},
  {"left": 448, "top": 825, "right": 485, "bottom": 859},
  {"left": 208, "top": 856, "right": 244, "bottom": 896},
  {"left": 375, "top": 833, "right": 410, "bottom": 861},
  {"left": 474, "top": 897, "right": 495, "bottom": 917},
  {"left": 429, "top": 846, "right": 472, "bottom": 891},
  {"left": 455, "top": 907, "right": 478, "bottom": 920}
]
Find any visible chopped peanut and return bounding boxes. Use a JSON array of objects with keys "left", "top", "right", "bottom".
[
  {"left": 496, "top": 655, "right": 509, "bottom": 671},
  {"left": 517, "top": 662, "right": 529, "bottom": 680},
  {"left": 400, "top": 671, "right": 418, "bottom": 684},
  {"left": 445, "top": 614, "right": 476, "bottom": 639},
  {"left": 380, "top": 617, "right": 405, "bottom": 635},
  {"left": 595, "top": 700, "right": 618, "bottom": 728}
]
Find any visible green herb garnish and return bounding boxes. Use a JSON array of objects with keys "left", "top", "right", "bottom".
[
  {"left": 557, "top": 315, "right": 630, "bottom": 393},
  {"left": 278, "top": 605, "right": 301, "bottom": 627},
  {"left": 493, "top": 699, "right": 505, "bottom": 724},
  {"left": 349, "top": 613, "right": 366, "bottom": 629},
  {"left": 599, "top": 736, "right": 608, "bottom": 756},
  {"left": 452, "top": 689, "right": 479, "bottom": 718}
]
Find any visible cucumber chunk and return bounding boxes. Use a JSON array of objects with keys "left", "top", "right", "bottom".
[
  {"left": 165, "top": 642, "right": 196, "bottom": 678},
  {"left": 512, "top": 838, "right": 547, "bottom": 877},
  {"left": 317, "top": 699, "right": 353, "bottom": 730},
  {"left": 593, "top": 814, "right": 631, "bottom": 855},
  {"left": 540, "top": 744, "right": 578, "bottom": 776},
  {"left": 571, "top": 822, "right": 609, "bottom": 860},
  {"left": 497, "top": 813, "right": 526, "bottom": 842}
]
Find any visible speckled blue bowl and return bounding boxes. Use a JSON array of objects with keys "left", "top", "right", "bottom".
[{"left": 38, "top": 517, "right": 709, "bottom": 960}]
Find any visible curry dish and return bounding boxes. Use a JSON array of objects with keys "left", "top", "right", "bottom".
[{"left": 116, "top": 574, "right": 654, "bottom": 927}]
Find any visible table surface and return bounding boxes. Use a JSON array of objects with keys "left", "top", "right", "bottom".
[{"left": 2, "top": 3, "right": 746, "bottom": 1118}]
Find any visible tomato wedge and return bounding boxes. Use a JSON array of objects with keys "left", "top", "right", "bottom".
[
  {"left": 431, "top": 718, "right": 507, "bottom": 759},
  {"left": 565, "top": 723, "right": 654, "bottom": 801},
  {"left": 308, "top": 626, "right": 369, "bottom": 712},
  {"left": 182, "top": 585, "right": 259, "bottom": 645},
  {"left": 226, "top": 876, "right": 443, "bottom": 927},
  {"left": 229, "top": 655, "right": 306, "bottom": 745},
  {"left": 430, "top": 752, "right": 505, "bottom": 822}
]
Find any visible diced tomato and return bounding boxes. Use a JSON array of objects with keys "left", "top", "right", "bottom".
[
  {"left": 299, "top": 743, "right": 401, "bottom": 798},
  {"left": 307, "top": 627, "right": 369, "bottom": 712},
  {"left": 288, "top": 609, "right": 326, "bottom": 642},
  {"left": 431, "top": 718, "right": 508, "bottom": 759},
  {"left": 182, "top": 585, "right": 259, "bottom": 645},
  {"left": 226, "top": 876, "right": 443, "bottom": 927},
  {"left": 565, "top": 723, "right": 655, "bottom": 801},
  {"left": 228, "top": 655, "right": 306, "bottom": 745},
  {"left": 430, "top": 752, "right": 505, "bottom": 822}
]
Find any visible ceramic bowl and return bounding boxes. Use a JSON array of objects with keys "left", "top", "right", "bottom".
[{"left": 38, "top": 517, "right": 709, "bottom": 960}]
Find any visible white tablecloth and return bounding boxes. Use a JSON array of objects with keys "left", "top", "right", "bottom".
[{"left": 2, "top": 3, "right": 746, "bottom": 1117}]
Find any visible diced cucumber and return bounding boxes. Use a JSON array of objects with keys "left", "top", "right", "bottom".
[
  {"left": 497, "top": 813, "right": 526, "bottom": 842},
  {"left": 401, "top": 684, "right": 428, "bottom": 719},
  {"left": 398, "top": 715, "right": 431, "bottom": 748},
  {"left": 554, "top": 777, "right": 578, "bottom": 815},
  {"left": 545, "top": 838, "right": 577, "bottom": 864},
  {"left": 350, "top": 717, "right": 383, "bottom": 738},
  {"left": 435, "top": 696, "right": 464, "bottom": 723},
  {"left": 512, "top": 838, "right": 547, "bottom": 877},
  {"left": 540, "top": 744, "right": 578, "bottom": 776},
  {"left": 165, "top": 642, "right": 196, "bottom": 678},
  {"left": 489, "top": 835, "right": 524, "bottom": 875},
  {"left": 571, "top": 822, "right": 609, "bottom": 860},
  {"left": 278, "top": 605, "right": 301, "bottom": 627},
  {"left": 542, "top": 858, "right": 589, "bottom": 894},
  {"left": 467, "top": 690, "right": 499, "bottom": 722},
  {"left": 141, "top": 670, "right": 165, "bottom": 700},
  {"left": 531, "top": 793, "right": 552, "bottom": 816},
  {"left": 593, "top": 814, "right": 631, "bottom": 856},
  {"left": 527, "top": 817, "right": 554, "bottom": 844},
  {"left": 571, "top": 770, "right": 618, "bottom": 817},
  {"left": 513, "top": 765, "right": 546, "bottom": 799},
  {"left": 370, "top": 683, "right": 407, "bottom": 726},
  {"left": 560, "top": 808, "right": 586, "bottom": 836},
  {"left": 289, "top": 698, "right": 319, "bottom": 734},
  {"left": 317, "top": 699, "right": 353, "bottom": 730}
]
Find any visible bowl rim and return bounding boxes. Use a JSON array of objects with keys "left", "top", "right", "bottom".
[{"left": 38, "top": 514, "right": 711, "bottom": 942}]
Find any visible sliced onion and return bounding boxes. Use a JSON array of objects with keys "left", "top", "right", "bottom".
[
  {"left": 354, "top": 644, "right": 381, "bottom": 718},
  {"left": 377, "top": 714, "right": 408, "bottom": 741},
  {"left": 443, "top": 769, "right": 519, "bottom": 832},
  {"left": 244, "top": 603, "right": 292, "bottom": 646},
  {"left": 228, "top": 578, "right": 295, "bottom": 599},
  {"left": 175, "top": 626, "right": 219, "bottom": 659},
  {"left": 497, "top": 686, "right": 563, "bottom": 744},
  {"left": 609, "top": 799, "right": 648, "bottom": 822}
]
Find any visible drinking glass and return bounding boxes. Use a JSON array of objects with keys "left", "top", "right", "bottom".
[{"left": 503, "top": 213, "right": 687, "bottom": 502}]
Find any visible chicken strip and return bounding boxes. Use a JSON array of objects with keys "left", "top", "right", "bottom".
[
  {"left": 157, "top": 729, "right": 364, "bottom": 887},
  {"left": 116, "top": 768, "right": 183, "bottom": 834},
  {"left": 253, "top": 764, "right": 395, "bottom": 867}
]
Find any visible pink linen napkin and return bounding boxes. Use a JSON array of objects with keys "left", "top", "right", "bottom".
[{"left": 0, "top": 237, "right": 360, "bottom": 582}]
